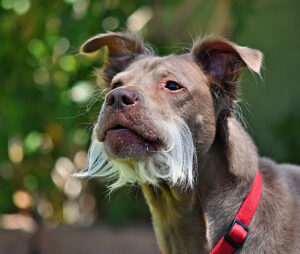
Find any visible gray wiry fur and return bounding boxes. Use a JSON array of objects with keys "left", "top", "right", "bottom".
[{"left": 76, "top": 121, "right": 196, "bottom": 191}]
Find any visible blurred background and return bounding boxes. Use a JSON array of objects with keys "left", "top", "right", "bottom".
[{"left": 0, "top": 0, "right": 299, "bottom": 253}]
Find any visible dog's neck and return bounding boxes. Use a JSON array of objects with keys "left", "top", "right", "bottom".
[{"left": 141, "top": 117, "right": 259, "bottom": 254}]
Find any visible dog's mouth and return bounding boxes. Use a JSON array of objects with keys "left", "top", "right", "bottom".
[
  {"left": 109, "top": 125, "right": 126, "bottom": 131},
  {"left": 101, "top": 124, "right": 160, "bottom": 160}
]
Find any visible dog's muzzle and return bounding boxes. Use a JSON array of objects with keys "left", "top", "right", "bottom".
[{"left": 96, "top": 88, "right": 163, "bottom": 160}]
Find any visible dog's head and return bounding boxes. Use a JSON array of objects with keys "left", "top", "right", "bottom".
[{"left": 78, "top": 33, "right": 262, "bottom": 190}]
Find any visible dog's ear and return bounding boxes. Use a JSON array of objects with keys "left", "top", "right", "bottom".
[
  {"left": 81, "top": 32, "right": 147, "bottom": 85},
  {"left": 192, "top": 39, "right": 263, "bottom": 98}
]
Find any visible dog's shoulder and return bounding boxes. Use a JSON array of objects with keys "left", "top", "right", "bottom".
[{"left": 259, "top": 156, "right": 300, "bottom": 197}]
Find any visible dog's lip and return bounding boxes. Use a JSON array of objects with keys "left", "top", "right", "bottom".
[
  {"left": 108, "top": 125, "right": 127, "bottom": 131},
  {"left": 99, "top": 124, "right": 163, "bottom": 146}
]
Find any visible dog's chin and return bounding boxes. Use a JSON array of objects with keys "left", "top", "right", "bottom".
[{"left": 103, "top": 128, "right": 156, "bottom": 160}]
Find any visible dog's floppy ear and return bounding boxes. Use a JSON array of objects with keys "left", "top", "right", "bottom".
[
  {"left": 81, "top": 32, "right": 147, "bottom": 85},
  {"left": 192, "top": 38, "right": 263, "bottom": 98}
]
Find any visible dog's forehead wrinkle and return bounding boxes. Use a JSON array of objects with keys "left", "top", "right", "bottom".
[
  {"left": 128, "top": 55, "right": 164, "bottom": 71},
  {"left": 113, "top": 55, "right": 188, "bottom": 86},
  {"left": 128, "top": 54, "right": 203, "bottom": 86}
]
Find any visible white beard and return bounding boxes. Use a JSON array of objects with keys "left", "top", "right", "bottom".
[{"left": 75, "top": 121, "right": 197, "bottom": 191}]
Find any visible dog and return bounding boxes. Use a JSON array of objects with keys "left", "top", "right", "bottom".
[{"left": 78, "top": 32, "right": 300, "bottom": 254}]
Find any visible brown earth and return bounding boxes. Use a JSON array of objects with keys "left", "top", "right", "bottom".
[{"left": 0, "top": 225, "right": 159, "bottom": 254}]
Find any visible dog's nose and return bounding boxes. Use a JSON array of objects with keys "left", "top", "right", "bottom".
[{"left": 105, "top": 89, "right": 139, "bottom": 110}]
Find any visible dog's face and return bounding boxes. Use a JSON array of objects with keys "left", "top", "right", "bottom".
[
  {"left": 79, "top": 33, "right": 262, "bottom": 189},
  {"left": 97, "top": 54, "right": 215, "bottom": 159}
]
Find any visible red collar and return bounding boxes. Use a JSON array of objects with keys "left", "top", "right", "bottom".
[
  {"left": 210, "top": 170, "right": 263, "bottom": 254},
  {"left": 160, "top": 170, "right": 263, "bottom": 254}
]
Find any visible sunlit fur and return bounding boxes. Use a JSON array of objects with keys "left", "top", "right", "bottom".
[{"left": 75, "top": 121, "right": 197, "bottom": 191}]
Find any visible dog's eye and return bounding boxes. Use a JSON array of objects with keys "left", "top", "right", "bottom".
[
  {"left": 112, "top": 82, "right": 123, "bottom": 89},
  {"left": 165, "top": 81, "right": 183, "bottom": 91}
]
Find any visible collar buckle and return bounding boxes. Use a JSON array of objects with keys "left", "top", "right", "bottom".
[{"left": 224, "top": 219, "right": 249, "bottom": 249}]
